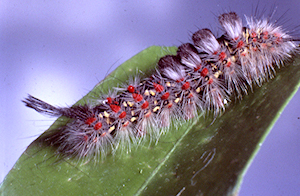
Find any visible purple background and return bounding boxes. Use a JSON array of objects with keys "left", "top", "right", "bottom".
[{"left": 1, "top": 0, "right": 300, "bottom": 195}]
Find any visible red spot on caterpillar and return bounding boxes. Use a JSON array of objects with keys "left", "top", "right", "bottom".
[
  {"left": 194, "top": 65, "right": 201, "bottom": 71},
  {"left": 226, "top": 61, "right": 232, "bottom": 67},
  {"left": 85, "top": 117, "right": 96, "bottom": 125},
  {"left": 119, "top": 111, "right": 126, "bottom": 119},
  {"left": 127, "top": 85, "right": 135, "bottom": 93},
  {"left": 208, "top": 78, "right": 213, "bottom": 84},
  {"left": 176, "top": 78, "right": 184, "bottom": 83},
  {"left": 252, "top": 38, "right": 257, "bottom": 42},
  {"left": 141, "top": 101, "right": 149, "bottom": 109},
  {"left": 167, "top": 102, "right": 173, "bottom": 108},
  {"left": 145, "top": 111, "right": 152, "bottom": 118},
  {"left": 274, "top": 32, "right": 281, "bottom": 37},
  {"left": 263, "top": 31, "right": 269, "bottom": 39},
  {"left": 182, "top": 81, "right": 190, "bottom": 90},
  {"left": 123, "top": 121, "right": 129, "bottom": 127},
  {"left": 110, "top": 104, "right": 121, "bottom": 113},
  {"left": 153, "top": 83, "right": 164, "bottom": 92},
  {"left": 161, "top": 92, "right": 170, "bottom": 100},
  {"left": 106, "top": 97, "right": 112, "bottom": 104},
  {"left": 201, "top": 68, "right": 208, "bottom": 77},
  {"left": 132, "top": 93, "right": 143, "bottom": 102},
  {"left": 250, "top": 31, "right": 257, "bottom": 38},
  {"left": 237, "top": 40, "right": 244, "bottom": 48},
  {"left": 276, "top": 37, "right": 282, "bottom": 43},
  {"left": 219, "top": 52, "right": 226, "bottom": 60},
  {"left": 94, "top": 122, "right": 102, "bottom": 130}
]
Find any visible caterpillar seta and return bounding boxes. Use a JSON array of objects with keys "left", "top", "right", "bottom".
[{"left": 23, "top": 11, "right": 299, "bottom": 162}]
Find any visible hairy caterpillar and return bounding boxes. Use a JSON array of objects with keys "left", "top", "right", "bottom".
[
  {"left": 1, "top": 1, "right": 300, "bottom": 194},
  {"left": 22, "top": 11, "right": 299, "bottom": 162}
]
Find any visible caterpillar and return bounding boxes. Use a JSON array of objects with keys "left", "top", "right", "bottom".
[{"left": 23, "top": 11, "right": 299, "bottom": 162}]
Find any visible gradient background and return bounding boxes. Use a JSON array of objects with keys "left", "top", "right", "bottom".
[{"left": 1, "top": 0, "right": 300, "bottom": 195}]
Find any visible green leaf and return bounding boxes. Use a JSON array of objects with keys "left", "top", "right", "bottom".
[{"left": 1, "top": 46, "right": 300, "bottom": 196}]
